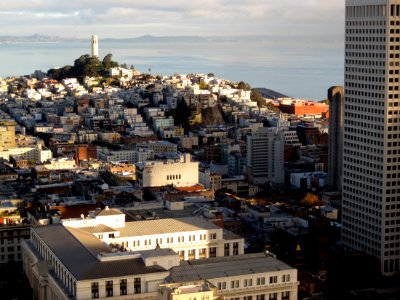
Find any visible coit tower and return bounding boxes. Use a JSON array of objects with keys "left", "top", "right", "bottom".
[{"left": 91, "top": 35, "right": 99, "bottom": 58}]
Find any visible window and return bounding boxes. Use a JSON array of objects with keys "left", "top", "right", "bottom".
[
  {"left": 233, "top": 242, "right": 239, "bottom": 255},
  {"left": 209, "top": 233, "right": 217, "bottom": 240},
  {"left": 256, "top": 295, "right": 265, "bottom": 300},
  {"left": 224, "top": 243, "right": 230, "bottom": 256},
  {"left": 98, "top": 234, "right": 103, "bottom": 239},
  {"left": 269, "top": 276, "right": 277, "bottom": 284},
  {"left": 244, "top": 279, "right": 253, "bottom": 287},
  {"left": 199, "top": 248, "right": 206, "bottom": 259},
  {"left": 257, "top": 277, "right": 265, "bottom": 285},
  {"left": 209, "top": 247, "right": 217, "bottom": 258},
  {"left": 282, "top": 274, "right": 290, "bottom": 282},
  {"left": 231, "top": 280, "right": 239, "bottom": 288},
  {"left": 134, "top": 278, "right": 141, "bottom": 294},
  {"left": 244, "top": 297, "right": 253, "bottom": 300},
  {"left": 106, "top": 280, "right": 113, "bottom": 297},
  {"left": 188, "top": 249, "right": 195, "bottom": 260},
  {"left": 120, "top": 279, "right": 127, "bottom": 296},
  {"left": 282, "top": 291, "right": 290, "bottom": 300},
  {"left": 91, "top": 282, "right": 99, "bottom": 299},
  {"left": 108, "top": 233, "right": 114, "bottom": 238},
  {"left": 269, "top": 293, "right": 277, "bottom": 300},
  {"left": 218, "top": 282, "right": 226, "bottom": 290}
]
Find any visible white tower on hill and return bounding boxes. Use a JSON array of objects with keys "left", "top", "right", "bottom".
[{"left": 91, "top": 35, "right": 98, "bottom": 58}]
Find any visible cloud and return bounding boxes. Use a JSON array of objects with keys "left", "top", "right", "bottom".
[{"left": 0, "top": 0, "right": 345, "bottom": 38}]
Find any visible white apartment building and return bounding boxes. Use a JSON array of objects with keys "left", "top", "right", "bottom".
[
  {"left": 43, "top": 157, "right": 75, "bottom": 170},
  {"left": 77, "top": 130, "right": 98, "bottom": 144},
  {"left": 136, "top": 153, "right": 199, "bottom": 188},
  {"left": 343, "top": 0, "right": 400, "bottom": 275},
  {"left": 136, "top": 141, "right": 178, "bottom": 154},
  {"left": 98, "top": 148, "right": 154, "bottom": 164},
  {"left": 0, "top": 145, "right": 52, "bottom": 163}
]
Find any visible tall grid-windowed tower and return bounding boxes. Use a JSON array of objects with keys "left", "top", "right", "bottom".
[{"left": 343, "top": 0, "right": 400, "bottom": 275}]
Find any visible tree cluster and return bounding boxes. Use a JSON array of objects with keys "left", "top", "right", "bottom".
[{"left": 47, "top": 54, "right": 119, "bottom": 81}]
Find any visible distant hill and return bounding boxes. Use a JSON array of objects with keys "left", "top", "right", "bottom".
[
  {"left": 0, "top": 34, "right": 301, "bottom": 44},
  {"left": 255, "top": 88, "right": 289, "bottom": 99},
  {"left": 0, "top": 34, "right": 73, "bottom": 43}
]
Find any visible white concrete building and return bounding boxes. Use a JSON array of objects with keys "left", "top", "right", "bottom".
[
  {"left": 22, "top": 207, "right": 297, "bottom": 300},
  {"left": 43, "top": 157, "right": 75, "bottom": 170},
  {"left": 136, "top": 153, "right": 199, "bottom": 188},
  {"left": 246, "top": 127, "right": 284, "bottom": 185},
  {"left": 98, "top": 148, "right": 154, "bottom": 164},
  {"left": 0, "top": 145, "right": 52, "bottom": 163}
]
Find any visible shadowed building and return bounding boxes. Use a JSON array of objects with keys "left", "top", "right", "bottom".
[{"left": 327, "top": 86, "right": 344, "bottom": 191}]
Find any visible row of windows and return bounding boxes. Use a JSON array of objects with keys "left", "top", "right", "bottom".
[
  {"left": 345, "top": 90, "right": 385, "bottom": 99},
  {"left": 344, "top": 112, "right": 385, "bottom": 125},
  {"left": 166, "top": 174, "right": 181, "bottom": 180},
  {"left": 346, "top": 36, "right": 386, "bottom": 43},
  {"left": 346, "top": 66, "right": 385, "bottom": 75},
  {"left": 343, "top": 195, "right": 382, "bottom": 211},
  {"left": 91, "top": 278, "right": 141, "bottom": 299},
  {"left": 345, "top": 82, "right": 385, "bottom": 91},
  {"left": 217, "top": 275, "right": 290, "bottom": 291},
  {"left": 343, "top": 186, "right": 383, "bottom": 205},
  {"left": 232, "top": 293, "right": 289, "bottom": 300},
  {"left": 342, "top": 233, "right": 380, "bottom": 257},
  {"left": 344, "top": 120, "right": 383, "bottom": 131},
  {"left": 346, "top": 21, "right": 386, "bottom": 27},
  {"left": 346, "top": 51, "right": 385, "bottom": 59},
  {"left": 345, "top": 59, "right": 386, "bottom": 66},
  {"left": 347, "top": 28, "right": 385, "bottom": 35},
  {"left": 117, "top": 233, "right": 217, "bottom": 248},
  {"left": 346, "top": 5, "right": 386, "bottom": 18},
  {"left": 346, "top": 74, "right": 385, "bottom": 83}
]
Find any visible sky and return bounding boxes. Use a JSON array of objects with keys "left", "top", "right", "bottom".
[{"left": 0, "top": 0, "right": 345, "bottom": 40}]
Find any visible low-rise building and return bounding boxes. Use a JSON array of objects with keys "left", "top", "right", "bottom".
[
  {"left": 22, "top": 207, "right": 297, "bottom": 300},
  {"left": 136, "top": 154, "right": 198, "bottom": 188}
]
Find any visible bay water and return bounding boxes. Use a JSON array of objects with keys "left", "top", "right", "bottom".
[{"left": 0, "top": 38, "right": 344, "bottom": 100}]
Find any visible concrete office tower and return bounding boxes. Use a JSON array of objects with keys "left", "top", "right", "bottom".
[
  {"left": 246, "top": 127, "right": 284, "bottom": 186},
  {"left": 327, "top": 86, "right": 344, "bottom": 191},
  {"left": 343, "top": 0, "right": 400, "bottom": 275},
  {"left": 91, "top": 35, "right": 98, "bottom": 58}
]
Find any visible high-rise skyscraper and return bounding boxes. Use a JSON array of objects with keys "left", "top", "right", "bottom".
[
  {"left": 246, "top": 127, "right": 284, "bottom": 186},
  {"left": 328, "top": 86, "right": 344, "bottom": 191},
  {"left": 343, "top": 0, "right": 400, "bottom": 275},
  {"left": 91, "top": 35, "right": 99, "bottom": 58}
]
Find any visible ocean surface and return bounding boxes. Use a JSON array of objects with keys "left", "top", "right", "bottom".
[{"left": 0, "top": 38, "right": 344, "bottom": 100}]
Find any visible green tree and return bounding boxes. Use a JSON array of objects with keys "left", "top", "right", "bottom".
[
  {"left": 251, "top": 89, "right": 264, "bottom": 106},
  {"left": 102, "top": 53, "right": 119, "bottom": 70},
  {"left": 237, "top": 81, "right": 251, "bottom": 91}
]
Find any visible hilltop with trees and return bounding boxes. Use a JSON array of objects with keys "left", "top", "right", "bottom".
[{"left": 47, "top": 54, "right": 119, "bottom": 81}]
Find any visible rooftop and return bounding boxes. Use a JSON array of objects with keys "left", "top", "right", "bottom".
[
  {"left": 118, "top": 217, "right": 219, "bottom": 237},
  {"left": 31, "top": 224, "right": 168, "bottom": 280},
  {"left": 167, "top": 253, "right": 294, "bottom": 283}
]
